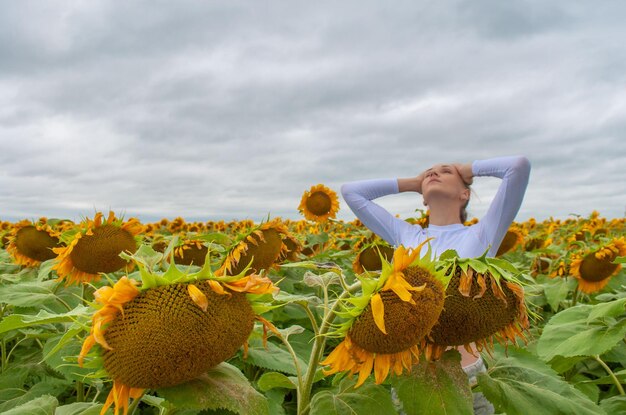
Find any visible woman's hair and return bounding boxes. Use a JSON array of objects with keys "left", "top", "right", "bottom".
[{"left": 460, "top": 183, "right": 471, "bottom": 223}]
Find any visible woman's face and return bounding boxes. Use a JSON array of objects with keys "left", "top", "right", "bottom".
[{"left": 422, "top": 164, "right": 469, "bottom": 205}]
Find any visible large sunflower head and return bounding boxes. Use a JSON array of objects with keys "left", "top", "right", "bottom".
[
  {"left": 78, "top": 246, "right": 279, "bottom": 415},
  {"left": 298, "top": 184, "right": 340, "bottom": 223},
  {"left": 52, "top": 212, "right": 143, "bottom": 285},
  {"left": 6, "top": 219, "right": 65, "bottom": 267},
  {"left": 216, "top": 218, "right": 290, "bottom": 276},
  {"left": 423, "top": 251, "right": 531, "bottom": 360},
  {"left": 570, "top": 237, "right": 626, "bottom": 294},
  {"left": 496, "top": 226, "right": 524, "bottom": 257},
  {"left": 322, "top": 240, "right": 448, "bottom": 387}
]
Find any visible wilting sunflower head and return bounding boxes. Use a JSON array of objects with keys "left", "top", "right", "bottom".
[
  {"left": 52, "top": 212, "right": 143, "bottom": 285},
  {"left": 276, "top": 233, "right": 302, "bottom": 263},
  {"left": 298, "top": 184, "right": 340, "bottom": 223},
  {"left": 217, "top": 218, "right": 290, "bottom": 276},
  {"left": 352, "top": 243, "right": 394, "bottom": 273},
  {"left": 570, "top": 237, "right": 626, "bottom": 294},
  {"left": 423, "top": 251, "right": 531, "bottom": 360},
  {"left": 322, "top": 240, "right": 447, "bottom": 387},
  {"left": 6, "top": 220, "right": 64, "bottom": 267},
  {"left": 173, "top": 239, "right": 209, "bottom": 266},
  {"left": 78, "top": 246, "right": 279, "bottom": 415}
]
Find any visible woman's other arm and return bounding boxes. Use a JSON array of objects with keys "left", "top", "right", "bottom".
[{"left": 473, "top": 156, "right": 531, "bottom": 256}]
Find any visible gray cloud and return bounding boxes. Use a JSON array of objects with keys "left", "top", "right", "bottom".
[{"left": 1, "top": 1, "right": 625, "bottom": 224}]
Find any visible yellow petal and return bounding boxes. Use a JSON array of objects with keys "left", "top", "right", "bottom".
[
  {"left": 370, "top": 293, "right": 387, "bottom": 335},
  {"left": 188, "top": 284, "right": 208, "bottom": 312}
]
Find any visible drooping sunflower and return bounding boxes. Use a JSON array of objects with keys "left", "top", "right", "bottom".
[
  {"left": 352, "top": 242, "right": 395, "bottom": 273},
  {"left": 6, "top": 220, "right": 65, "bottom": 267},
  {"left": 298, "top": 184, "right": 340, "bottom": 223},
  {"left": 321, "top": 240, "right": 447, "bottom": 387},
  {"left": 570, "top": 237, "right": 626, "bottom": 293},
  {"left": 216, "top": 218, "right": 290, "bottom": 276},
  {"left": 422, "top": 252, "right": 530, "bottom": 360},
  {"left": 78, "top": 247, "right": 279, "bottom": 415},
  {"left": 173, "top": 239, "right": 209, "bottom": 266},
  {"left": 52, "top": 212, "right": 143, "bottom": 285}
]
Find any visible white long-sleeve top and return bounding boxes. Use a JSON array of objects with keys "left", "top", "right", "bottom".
[{"left": 341, "top": 156, "right": 531, "bottom": 258}]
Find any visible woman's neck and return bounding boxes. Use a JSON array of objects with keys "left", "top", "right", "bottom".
[{"left": 427, "top": 204, "right": 463, "bottom": 226}]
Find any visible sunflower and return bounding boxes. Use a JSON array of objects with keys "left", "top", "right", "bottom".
[
  {"left": 422, "top": 253, "right": 530, "bottom": 360},
  {"left": 78, "top": 248, "right": 279, "bottom": 415},
  {"left": 173, "top": 239, "right": 209, "bottom": 266},
  {"left": 52, "top": 212, "right": 143, "bottom": 285},
  {"left": 321, "top": 240, "right": 447, "bottom": 387},
  {"left": 496, "top": 227, "right": 524, "bottom": 257},
  {"left": 298, "top": 184, "right": 340, "bottom": 223},
  {"left": 216, "top": 218, "right": 290, "bottom": 276},
  {"left": 6, "top": 220, "right": 64, "bottom": 267},
  {"left": 352, "top": 243, "right": 395, "bottom": 273},
  {"left": 570, "top": 237, "right": 626, "bottom": 293}
]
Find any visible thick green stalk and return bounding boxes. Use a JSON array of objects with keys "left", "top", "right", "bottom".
[{"left": 594, "top": 355, "right": 625, "bottom": 396}]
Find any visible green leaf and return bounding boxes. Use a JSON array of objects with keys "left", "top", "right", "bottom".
[
  {"left": 42, "top": 333, "right": 94, "bottom": 382},
  {"left": 542, "top": 277, "right": 576, "bottom": 312},
  {"left": 1, "top": 395, "right": 58, "bottom": 415},
  {"left": 0, "top": 280, "right": 61, "bottom": 307},
  {"left": 0, "top": 380, "right": 70, "bottom": 413},
  {"left": 264, "top": 389, "right": 287, "bottom": 415},
  {"left": 157, "top": 362, "right": 269, "bottom": 415},
  {"left": 0, "top": 306, "right": 90, "bottom": 334},
  {"left": 599, "top": 396, "right": 626, "bottom": 413},
  {"left": 245, "top": 338, "right": 307, "bottom": 376},
  {"left": 537, "top": 300, "right": 626, "bottom": 361},
  {"left": 309, "top": 377, "right": 397, "bottom": 415},
  {"left": 257, "top": 372, "right": 297, "bottom": 391},
  {"left": 390, "top": 350, "right": 472, "bottom": 415},
  {"left": 587, "top": 297, "right": 626, "bottom": 322},
  {"left": 54, "top": 402, "right": 104, "bottom": 415},
  {"left": 478, "top": 346, "right": 604, "bottom": 415}
]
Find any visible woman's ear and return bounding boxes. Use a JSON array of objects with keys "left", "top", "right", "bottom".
[{"left": 460, "top": 188, "right": 470, "bottom": 202}]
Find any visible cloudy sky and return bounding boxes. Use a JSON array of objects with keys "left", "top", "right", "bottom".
[{"left": 1, "top": 1, "right": 625, "bottom": 224}]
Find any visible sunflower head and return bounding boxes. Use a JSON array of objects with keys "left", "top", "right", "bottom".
[
  {"left": 217, "top": 218, "right": 290, "bottom": 276},
  {"left": 570, "top": 237, "right": 626, "bottom": 293},
  {"left": 78, "top": 246, "right": 279, "bottom": 415},
  {"left": 6, "top": 220, "right": 64, "bottom": 267},
  {"left": 52, "top": 212, "right": 143, "bottom": 285},
  {"left": 298, "top": 184, "right": 340, "bottom": 223},
  {"left": 173, "top": 239, "right": 209, "bottom": 266},
  {"left": 322, "top": 240, "right": 447, "bottom": 387},
  {"left": 496, "top": 227, "right": 524, "bottom": 256},
  {"left": 423, "top": 251, "right": 530, "bottom": 360}
]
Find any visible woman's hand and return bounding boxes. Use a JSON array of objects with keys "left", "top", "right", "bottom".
[
  {"left": 453, "top": 163, "right": 474, "bottom": 186},
  {"left": 398, "top": 171, "right": 426, "bottom": 194}
]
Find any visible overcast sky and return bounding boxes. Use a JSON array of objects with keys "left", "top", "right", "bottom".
[{"left": 1, "top": 1, "right": 625, "bottom": 225}]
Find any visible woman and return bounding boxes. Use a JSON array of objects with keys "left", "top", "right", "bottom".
[{"left": 341, "top": 155, "right": 531, "bottom": 414}]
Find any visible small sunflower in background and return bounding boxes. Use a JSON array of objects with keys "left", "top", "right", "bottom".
[
  {"left": 216, "top": 218, "right": 291, "bottom": 276},
  {"left": 78, "top": 247, "right": 279, "bottom": 415},
  {"left": 352, "top": 242, "right": 395, "bottom": 273},
  {"left": 6, "top": 219, "right": 65, "bottom": 267},
  {"left": 496, "top": 226, "right": 525, "bottom": 257},
  {"left": 52, "top": 211, "right": 143, "bottom": 285},
  {"left": 423, "top": 252, "right": 530, "bottom": 360},
  {"left": 298, "top": 184, "right": 340, "bottom": 223},
  {"left": 322, "top": 240, "right": 447, "bottom": 387},
  {"left": 570, "top": 237, "right": 626, "bottom": 293}
]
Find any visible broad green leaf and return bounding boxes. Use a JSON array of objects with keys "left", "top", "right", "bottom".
[
  {"left": 570, "top": 374, "right": 600, "bottom": 403},
  {"left": 1, "top": 395, "right": 58, "bottom": 415},
  {"left": 0, "top": 280, "right": 61, "bottom": 307},
  {"left": 478, "top": 346, "right": 604, "bottom": 415},
  {"left": 537, "top": 300, "right": 626, "bottom": 361},
  {"left": 542, "top": 277, "right": 576, "bottom": 312},
  {"left": 245, "top": 338, "right": 307, "bottom": 376},
  {"left": 309, "top": 377, "right": 397, "bottom": 415},
  {"left": 257, "top": 372, "right": 297, "bottom": 391},
  {"left": 54, "top": 402, "right": 104, "bottom": 415},
  {"left": 0, "top": 379, "right": 71, "bottom": 413},
  {"left": 157, "top": 362, "right": 269, "bottom": 415},
  {"left": 599, "top": 396, "right": 626, "bottom": 413},
  {"left": 587, "top": 297, "right": 626, "bottom": 322},
  {"left": 0, "top": 306, "right": 90, "bottom": 334},
  {"left": 264, "top": 389, "right": 287, "bottom": 415},
  {"left": 42, "top": 334, "right": 94, "bottom": 382},
  {"left": 390, "top": 350, "right": 472, "bottom": 415}
]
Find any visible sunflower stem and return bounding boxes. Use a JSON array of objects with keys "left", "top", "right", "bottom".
[
  {"left": 594, "top": 355, "right": 625, "bottom": 396},
  {"left": 297, "top": 282, "right": 361, "bottom": 415},
  {"left": 1, "top": 339, "right": 6, "bottom": 373},
  {"left": 572, "top": 285, "right": 580, "bottom": 306},
  {"left": 128, "top": 390, "right": 145, "bottom": 415},
  {"left": 300, "top": 303, "right": 320, "bottom": 336},
  {"left": 76, "top": 381, "right": 84, "bottom": 402}
]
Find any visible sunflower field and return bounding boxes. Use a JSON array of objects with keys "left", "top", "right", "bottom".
[{"left": 0, "top": 185, "right": 625, "bottom": 415}]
